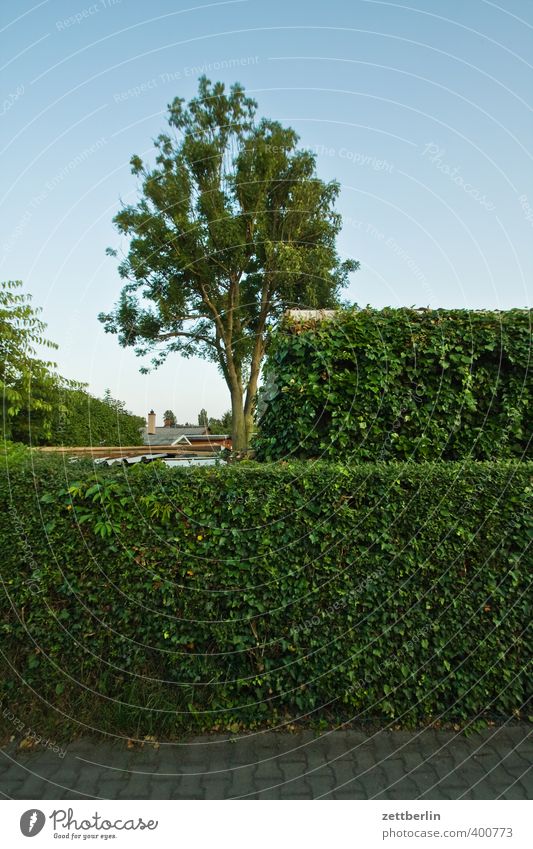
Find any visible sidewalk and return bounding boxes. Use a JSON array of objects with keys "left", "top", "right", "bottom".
[{"left": 0, "top": 726, "right": 530, "bottom": 800}]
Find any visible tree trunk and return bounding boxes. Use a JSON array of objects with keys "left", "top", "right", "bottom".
[
  {"left": 244, "top": 411, "right": 254, "bottom": 445},
  {"left": 242, "top": 338, "right": 264, "bottom": 451},
  {"left": 230, "top": 388, "right": 247, "bottom": 453}
]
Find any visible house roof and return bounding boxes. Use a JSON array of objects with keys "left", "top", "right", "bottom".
[{"left": 142, "top": 426, "right": 209, "bottom": 446}]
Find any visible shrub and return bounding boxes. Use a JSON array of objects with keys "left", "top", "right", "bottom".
[
  {"left": 254, "top": 307, "right": 532, "bottom": 461},
  {"left": 40, "top": 389, "right": 145, "bottom": 446},
  {"left": 0, "top": 457, "right": 530, "bottom": 736}
]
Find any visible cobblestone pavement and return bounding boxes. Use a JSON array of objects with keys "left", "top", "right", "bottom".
[{"left": 0, "top": 726, "right": 530, "bottom": 800}]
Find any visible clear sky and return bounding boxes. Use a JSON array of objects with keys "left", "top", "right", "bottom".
[{"left": 1, "top": 0, "right": 531, "bottom": 423}]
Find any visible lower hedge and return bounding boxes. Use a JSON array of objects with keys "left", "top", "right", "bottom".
[{"left": 0, "top": 456, "right": 531, "bottom": 736}]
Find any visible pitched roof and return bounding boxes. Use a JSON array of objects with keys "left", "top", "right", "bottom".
[{"left": 142, "top": 426, "right": 208, "bottom": 446}]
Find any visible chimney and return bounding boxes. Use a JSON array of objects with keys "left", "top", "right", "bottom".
[
  {"left": 147, "top": 409, "right": 156, "bottom": 435},
  {"left": 164, "top": 415, "right": 172, "bottom": 428}
]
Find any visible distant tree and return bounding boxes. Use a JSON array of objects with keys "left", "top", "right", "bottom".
[
  {"left": 99, "top": 76, "right": 358, "bottom": 451},
  {"left": 198, "top": 408, "right": 208, "bottom": 428},
  {"left": 102, "top": 388, "right": 130, "bottom": 415},
  {"left": 220, "top": 409, "right": 232, "bottom": 432},
  {"left": 163, "top": 409, "right": 177, "bottom": 426},
  {"left": 103, "top": 388, "right": 114, "bottom": 406},
  {"left": 0, "top": 280, "right": 79, "bottom": 443},
  {"left": 208, "top": 409, "right": 232, "bottom": 433}
]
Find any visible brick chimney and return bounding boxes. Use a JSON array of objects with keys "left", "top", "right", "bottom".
[
  {"left": 164, "top": 414, "right": 173, "bottom": 428},
  {"left": 147, "top": 409, "right": 156, "bottom": 435}
]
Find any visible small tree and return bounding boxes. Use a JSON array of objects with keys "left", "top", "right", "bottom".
[
  {"left": 163, "top": 409, "right": 177, "bottom": 426},
  {"left": 208, "top": 410, "right": 232, "bottom": 433},
  {"left": 99, "top": 77, "right": 358, "bottom": 450},
  {"left": 0, "top": 280, "right": 79, "bottom": 442},
  {"left": 198, "top": 408, "right": 208, "bottom": 428}
]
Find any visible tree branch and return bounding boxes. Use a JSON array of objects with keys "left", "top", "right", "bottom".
[{"left": 155, "top": 329, "right": 216, "bottom": 346}]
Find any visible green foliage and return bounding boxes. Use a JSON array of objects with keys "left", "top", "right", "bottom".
[
  {"left": 208, "top": 409, "right": 232, "bottom": 433},
  {"left": 197, "top": 408, "right": 232, "bottom": 432},
  {"left": 0, "top": 440, "right": 34, "bottom": 463},
  {"left": 0, "top": 280, "right": 80, "bottom": 441},
  {"left": 255, "top": 307, "right": 532, "bottom": 461},
  {"left": 0, "top": 457, "right": 530, "bottom": 735},
  {"left": 43, "top": 389, "right": 145, "bottom": 446},
  {"left": 98, "top": 77, "right": 358, "bottom": 449},
  {"left": 163, "top": 409, "right": 177, "bottom": 427},
  {"left": 9, "top": 380, "right": 144, "bottom": 447}
]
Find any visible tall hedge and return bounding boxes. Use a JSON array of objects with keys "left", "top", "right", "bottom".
[
  {"left": 12, "top": 389, "right": 146, "bottom": 446},
  {"left": 254, "top": 308, "right": 531, "bottom": 462},
  {"left": 0, "top": 457, "right": 530, "bottom": 736}
]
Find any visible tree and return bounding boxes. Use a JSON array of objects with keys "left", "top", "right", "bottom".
[
  {"left": 103, "top": 388, "right": 114, "bottom": 406},
  {"left": 163, "top": 408, "right": 177, "bottom": 426},
  {"left": 208, "top": 409, "right": 232, "bottom": 433},
  {"left": 43, "top": 389, "right": 145, "bottom": 446},
  {"left": 198, "top": 408, "right": 208, "bottom": 428},
  {"left": 99, "top": 77, "right": 358, "bottom": 450},
  {"left": 0, "top": 280, "right": 78, "bottom": 442}
]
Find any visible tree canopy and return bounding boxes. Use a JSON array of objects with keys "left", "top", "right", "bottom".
[
  {"left": 163, "top": 408, "right": 177, "bottom": 426},
  {"left": 99, "top": 77, "right": 358, "bottom": 449},
  {"left": 207, "top": 409, "right": 232, "bottom": 433},
  {"left": 0, "top": 280, "right": 143, "bottom": 446},
  {"left": 0, "top": 279, "right": 76, "bottom": 442}
]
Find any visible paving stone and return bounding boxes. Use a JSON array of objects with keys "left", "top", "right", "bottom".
[
  {"left": 459, "top": 779, "right": 499, "bottom": 800},
  {"left": 228, "top": 771, "right": 264, "bottom": 798},
  {"left": 242, "top": 788, "right": 275, "bottom": 800},
  {"left": 342, "top": 749, "right": 379, "bottom": 772},
  {"left": 171, "top": 785, "right": 205, "bottom": 799},
  {"left": 279, "top": 790, "right": 314, "bottom": 799},
  {"left": 381, "top": 784, "right": 421, "bottom": 799},
  {"left": 279, "top": 760, "right": 310, "bottom": 782},
  {"left": 118, "top": 775, "right": 155, "bottom": 799},
  {"left": 253, "top": 760, "right": 284, "bottom": 783},
  {"left": 147, "top": 778, "right": 180, "bottom": 799},
  {"left": 1, "top": 727, "right": 531, "bottom": 800},
  {"left": 96, "top": 779, "right": 128, "bottom": 799},
  {"left": 498, "top": 784, "right": 527, "bottom": 800},
  {"left": 17, "top": 777, "right": 49, "bottom": 797},
  {"left": 203, "top": 781, "right": 234, "bottom": 799},
  {"left": 329, "top": 783, "right": 370, "bottom": 800},
  {"left": 0, "top": 779, "right": 24, "bottom": 798}
]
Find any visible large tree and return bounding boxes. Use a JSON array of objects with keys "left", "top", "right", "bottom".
[{"left": 99, "top": 77, "right": 358, "bottom": 450}]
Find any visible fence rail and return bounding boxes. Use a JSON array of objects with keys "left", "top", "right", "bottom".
[{"left": 37, "top": 440, "right": 230, "bottom": 459}]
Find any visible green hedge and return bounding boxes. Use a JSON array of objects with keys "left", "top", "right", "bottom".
[
  {"left": 0, "top": 457, "right": 530, "bottom": 736},
  {"left": 254, "top": 308, "right": 532, "bottom": 461},
  {"left": 10, "top": 389, "right": 145, "bottom": 447}
]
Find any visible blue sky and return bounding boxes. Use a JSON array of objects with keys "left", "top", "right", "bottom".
[{"left": 1, "top": 0, "right": 531, "bottom": 422}]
